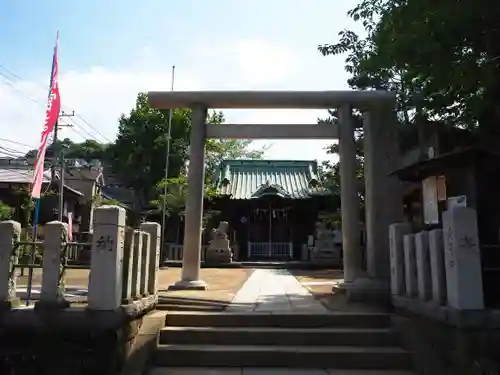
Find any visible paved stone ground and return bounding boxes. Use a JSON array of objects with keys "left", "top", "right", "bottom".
[
  {"left": 227, "top": 268, "right": 328, "bottom": 313},
  {"left": 14, "top": 268, "right": 253, "bottom": 309},
  {"left": 291, "top": 269, "right": 387, "bottom": 313}
]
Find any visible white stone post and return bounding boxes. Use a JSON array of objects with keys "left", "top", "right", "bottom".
[
  {"left": 131, "top": 230, "right": 143, "bottom": 299},
  {"left": 389, "top": 223, "right": 411, "bottom": 296},
  {"left": 88, "top": 205, "right": 126, "bottom": 311},
  {"left": 415, "top": 231, "right": 432, "bottom": 301},
  {"left": 122, "top": 228, "right": 135, "bottom": 303},
  {"left": 403, "top": 234, "right": 418, "bottom": 297},
  {"left": 338, "top": 105, "right": 363, "bottom": 283},
  {"left": 170, "top": 104, "right": 208, "bottom": 290},
  {"left": 429, "top": 228, "right": 447, "bottom": 304},
  {"left": 140, "top": 222, "right": 161, "bottom": 296},
  {"left": 37, "top": 221, "right": 69, "bottom": 308},
  {"left": 140, "top": 231, "right": 150, "bottom": 296},
  {"left": 363, "top": 106, "right": 403, "bottom": 283},
  {"left": 442, "top": 207, "right": 484, "bottom": 310},
  {"left": 0, "top": 221, "right": 21, "bottom": 306}
]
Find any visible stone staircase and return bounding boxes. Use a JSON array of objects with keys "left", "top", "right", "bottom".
[{"left": 150, "top": 311, "right": 414, "bottom": 373}]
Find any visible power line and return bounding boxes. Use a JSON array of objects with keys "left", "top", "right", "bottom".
[{"left": 0, "top": 63, "right": 110, "bottom": 143}]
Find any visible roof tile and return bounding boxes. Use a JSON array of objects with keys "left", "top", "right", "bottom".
[{"left": 216, "top": 160, "right": 327, "bottom": 199}]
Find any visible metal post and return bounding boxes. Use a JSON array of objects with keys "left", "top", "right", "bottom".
[
  {"left": 268, "top": 204, "right": 272, "bottom": 257},
  {"left": 161, "top": 65, "right": 176, "bottom": 261},
  {"left": 58, "top": 147, "right": 65, "bottom": 221}
]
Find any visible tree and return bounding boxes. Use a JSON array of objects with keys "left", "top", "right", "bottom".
[
  {"left": 0, "top": 200, "right": 13, "bottom": 220},
  {"left": 109, "top": 92, "right": 267, "bottom": 210},
  {"left": 205, "top": 139, "right": 267, "bottom": 184},
  {"left": 318, "top": 0, "right": 500, "bottom": 134},
  {"left": 107, "top": 93, "right": 194, "bottom": 207},
  {"left": 317, "top": 110, "right": 366, "bottom": 205}
]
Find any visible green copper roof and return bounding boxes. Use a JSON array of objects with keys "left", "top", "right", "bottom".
[{"left": 215, "top": 159, "right": 328, "bottom": 200}]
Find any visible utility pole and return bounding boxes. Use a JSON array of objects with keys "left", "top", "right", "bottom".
[
  {"left": 161, "top": 65, "right": 176, "bottom": 262},
  {"left": 52, "top": 110, "right": 75, "bottom": 221}
]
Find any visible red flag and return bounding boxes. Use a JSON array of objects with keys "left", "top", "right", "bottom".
[
  {"left": 67, "top": 212, "right": 73, "bottom": 241},
  {"left": 31, "top": 32, "right": 61, "bottom": 198}
]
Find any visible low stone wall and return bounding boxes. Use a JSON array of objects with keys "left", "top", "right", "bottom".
[
  {"left": 392, "top": 311, "right": 500, "bottom": 375},
  {"left": 0, "top": 205, "right": 164, "bottom": 374},
  {"left": 0, "top": 300, "right": 161, "bottom": 375},
  {"left": 389, "top": 207, "right": 500, "bottom": 374}
]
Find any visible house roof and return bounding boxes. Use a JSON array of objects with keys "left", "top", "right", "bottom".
[
  {"left": 215, "top": 159, "right": 329, "bottom": 200},
  {"left": 0, "top": 168, "right": 52, "bottom": 184},
  {"left": 392, "top": 145, "right": 500, "bottom": 182},
  {"left": 0, "top": 167, "right": 83, "bottom": 196}
]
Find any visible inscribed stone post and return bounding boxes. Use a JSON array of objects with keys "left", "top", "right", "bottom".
[
  {"left": 389, "top": 223, "right": 410, "bottom": 296},
  {"left": 122, "top": 228, "right": 135, "bottom": 303},
  {"left": 88, "top": 206, "right": 126, "bottom": 311},
  {"left": 403, "top": 234, "right": 417, "bottom": 297},
  {"left": 140, "top": 222, "right": 161, "bottom": 296},
  {"left": 131, "top": 230, "right": 143, "bottom": 299},
  {"left": 38, "top": 221, "right": 69, "bottom": 308},
  {"left": 140, "top": 232, "right": 151, "bottom": 296},
  {"left": 0, "top": 221, "right": 21, "bottom": 306},
  {"left": 442, "top": 207, "right": 484, "bottom": 310},
  {"left": 428, "top": 229, "right": 447, "bottom": 304},
  {"left": 415, "top": 231, "right": 432, "bottom": 301}
]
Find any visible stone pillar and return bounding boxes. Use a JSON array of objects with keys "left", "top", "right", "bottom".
[
  {"left": 88, "top": 205, "right": 126, "bottom": 311},
  {"left": 403, "top": 234, "right": 418, "bottom": 297},
  {"left": 360, "top": 105, "right": 403, "bottom": 289},
  {"left": 338, "top": 105, "right": 362, "bottom": 284},
  {"left": 36, "top": 221, "right": 69, "bottom": 309},
  {"left": 140, "top": 222, "right": 161, "bottom": 296},
  {"left": 0, "top": 221, "right": 21, "bottom": 308},
  {"left": 442, "top": 207, "right": 484, "bottom": 310},
  {"left": 389, "top": 222, "right": 411, "bottom": 296},
  {"left": 415, "top": 231, "right": 432, "bottom": 301},
  {"left": 131, "top": 230, "right": 143, "bottom": 299},
  {"left": 122, "top": 228, "right": 135, "bottom": 303},
  {"left": 428, "top": 228, "right": 447, "bottom": 304},
  {"left": 170, "top": 104, "right": 208, "bottom": 290},
  {"left": 140, "top": 231, "right": 150, "bottom": 296}
]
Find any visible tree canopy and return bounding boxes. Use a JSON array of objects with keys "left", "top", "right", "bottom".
[{"left": 318, "top": 0, "right": 500, "bottom": 134}]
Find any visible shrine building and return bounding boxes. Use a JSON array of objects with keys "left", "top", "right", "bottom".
[{"left": 210, "top": 159, "right": 337, "bottom": 261}]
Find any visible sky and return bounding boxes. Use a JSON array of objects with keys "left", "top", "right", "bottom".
[{"left": 0, "top": 0, "right": 365, "bottom": 163}]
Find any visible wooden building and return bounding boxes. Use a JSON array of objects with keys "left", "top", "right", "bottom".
[
  {"left": 211, "top": 160, "right": 336, "bottom": 261},
  {"left": 394, "top": 127, "right": 500, "bottom": 308}
]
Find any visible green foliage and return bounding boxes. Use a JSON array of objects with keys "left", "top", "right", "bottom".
[
  {"left": 108, "top": 92, "right": 266, "bottom": 209},
  {"left": 106, "top": 93, "right": 193, "bottom": 202},
  {"left": 26, "top": 138, "right": 111, "bottom": 162},
  {"left": 318, "top": 0, "right": 500, "bottom": 133},
  {"left": 205, "top": 139, "right": 267, "bottom": 184},
  {"left": 152, "top": 175, "right": 220, "bottom": 218},
  {"left": 317, "top": 110, "right": 365, "bottom": 202},
  {"left": 92, "top": 194, "right": 125, "bottom": 208},
  {"left": 0, "top": 200, "right": 13, "bottom": 221}
]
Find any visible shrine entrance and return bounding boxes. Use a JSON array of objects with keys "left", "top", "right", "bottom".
[
  {"left": 248, "top": 203, "right": 293, "bottom": 259},
  {"left": 148, "top": 90, "right": 402, "bottom": 301}
]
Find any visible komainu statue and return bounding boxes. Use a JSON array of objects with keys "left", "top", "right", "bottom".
[{"left": 206, "top": 221, "right": 233, "bottom": 264}]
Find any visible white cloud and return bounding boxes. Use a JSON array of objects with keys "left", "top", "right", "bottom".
[{"left": 0, "top": 38, "right": 336, "bottom": 161}]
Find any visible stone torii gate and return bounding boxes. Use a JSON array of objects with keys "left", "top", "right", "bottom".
[{"left": 148, "top": 90, "right": 403, "bottom": 301}]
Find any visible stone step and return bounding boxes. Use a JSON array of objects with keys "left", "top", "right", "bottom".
[
  {"left": 149, "top": 368, "right": 415, "bottom": 375},
  {"left": 153, "top": 345, "right": 412, "bottom": 369},
  {"left": 164, "top": 312, "right": 392, "bottom": 328},
  {"left": 160, "top": 326, "right": 398, "bottom": 347}
]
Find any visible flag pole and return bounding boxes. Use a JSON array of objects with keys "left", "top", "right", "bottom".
[
  {"left": 26, "top": 31, "right": 60, "bottom": 305},
  {"left": 161, "top": 65, "right": 176, "bottom": 263}
]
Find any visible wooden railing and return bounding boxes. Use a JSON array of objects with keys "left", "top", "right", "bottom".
[{"left": 247, "top": 242, "right": 293, "bottom": 258}]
